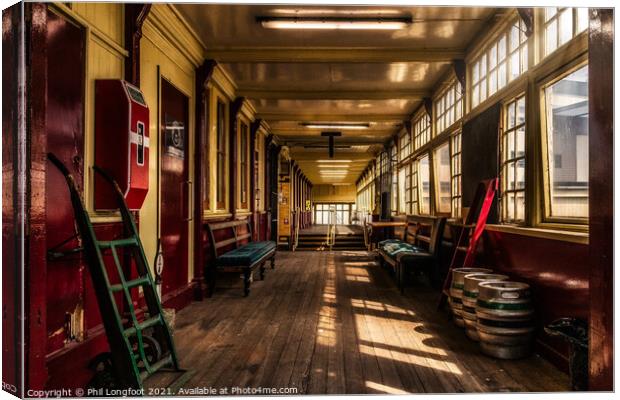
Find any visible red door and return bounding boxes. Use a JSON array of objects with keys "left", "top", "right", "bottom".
[
  {"left": 160, "top": 79, "right": 189, "bottom": 297},
  {"left": 44, "top": 10, "right": 86, "bottom": 353}
]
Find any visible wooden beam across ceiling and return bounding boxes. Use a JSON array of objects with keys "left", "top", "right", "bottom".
[
  {"left": 206, "top": 47, "right": 465, "bottom": 63},
  {"left": 237, "top": 88, "right": 429, "bottom": 100},
  {"left": 257, "top": 113, "right": 406, "bottom": 122},
  {"left": 271, "top": 128, "right": 396, "bottom": 136},
  {"left": 289, "top": 152, "right": 374, "bottom": 161}
]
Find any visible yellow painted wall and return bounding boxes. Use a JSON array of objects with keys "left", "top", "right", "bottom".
[
  {"left": 51, "top": 3, "right": 126, "bottom": 219},
  {"left": 140, "top": 4, "right": 204, "bottom": 280},
  {"left": 312, "top": 184, "right": 357, "bottom": 203},
  {"left": 54, "top": 3, "right": 266, "bottom": 285},
  {"left": 57, "top": 3, "right": 206, "bottom": 283}
]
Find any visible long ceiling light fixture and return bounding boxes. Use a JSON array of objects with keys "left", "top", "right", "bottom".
[
  {"left": 258, "top": 16, "right": 412, "bottom": 30},
  {"left": 300, "top": 122, "right": 370, "bottom": 130}
]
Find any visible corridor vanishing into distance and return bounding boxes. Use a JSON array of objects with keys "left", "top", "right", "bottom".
[{"left": 170, "top": 251, "right": 568, "bottom": 394}]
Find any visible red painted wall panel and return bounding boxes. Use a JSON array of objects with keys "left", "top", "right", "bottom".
[
  {"left": 2, "top": 4, "right": 21, "bottom": 394},
  {"left": 480, "top": 230, "right": 589, "bottom": 369}
]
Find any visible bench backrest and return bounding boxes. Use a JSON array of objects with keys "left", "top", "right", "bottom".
[
  {"left": 206, "top": 219, "right": 253, "bottom": 258},
  {"left": 401, "top": 216, "right": 446, "bottom": 257}
]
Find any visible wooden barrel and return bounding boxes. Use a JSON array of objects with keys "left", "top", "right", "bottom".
[
  {"left": 449, "top": 267, "right": 492, "bottom": 327},
  {"left": 461, "top": 273, "right": 509, "bottom": 341},
  {"left": 476, "top": 281, "right": 535, "bottom": 359}
]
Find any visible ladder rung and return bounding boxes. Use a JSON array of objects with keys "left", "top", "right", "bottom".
[
  {"left": 139, "top": 354, "right": 173, "bottom": 380},
  {"left": 110, "top": 276, "right": 151, "bottom": 292},
  {"left": 98, "top": 237, "right": 138, "bottom": 249},
  {"left": 124, "top": 315, "right": 163, "bottom": 337}
]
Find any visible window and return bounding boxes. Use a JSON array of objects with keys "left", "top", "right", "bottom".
[
  {"left": 501, "top": 94, "right": 526, "bottom": 223},
  {"left": 544, "top": 8, "right": 589, "bottom": 57},
  {"left": 434, "top": 142, "right": 451, "bottom": 214},
  {"left": 450, "top": 132, "right": 462, "bottom": 218},
  {"left": 471, "top": 17, "right": 528, "bottom": 108},
  {"left": 390, "top": 145, "right": 398, "bottom": 215},
  {"left": 435, "top": 80, "right": 463, "bottom": 134},
  {"left": 404, "top": 163, "right": 413, "bottom": 214},
  {"left": 398, "top": 167, "right": 407, "bottom": 214},
  {"left": 417, "top": 155, "right": 430, "bottom": 214},
  {"left": 542, "top": 65, "right": 588, "bottom": 220},
  {"left": 413, "top": 112, "right": 431, "bottom": 150},
  {"left": 216, "top": 100, "right": 227, "bottom": 209},
  {"left": 239, "top": 121, "right": 249, "bottom": 208},
  {"left": 399, "top": 128, "right": 411, "bottom": 161}
]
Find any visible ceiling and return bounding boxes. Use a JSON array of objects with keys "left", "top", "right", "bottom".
[{"left": 176, "top": 4, "right": 498, "bottom": 184}]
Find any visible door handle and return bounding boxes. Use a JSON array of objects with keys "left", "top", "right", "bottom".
[{"left": 182, "top": 181, "right": 193, "bottom": 221}]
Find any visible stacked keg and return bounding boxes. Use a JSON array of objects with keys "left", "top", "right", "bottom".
[
  {"left": 449, "top": 267, "right": 491, "bottom": 327},
  {"left": 475, "top": 281, "right": 535, "bottom": 359},
  {"left": 461, "top": 273, "right": 509, "bottom": 341}
]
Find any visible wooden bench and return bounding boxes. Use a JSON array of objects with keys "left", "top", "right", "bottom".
[
  {"left": 206, "top": 219, "right": 276, "bottom": 297},
  {"left": 377, "top": 216, "right": 447, "bottom": 293}
]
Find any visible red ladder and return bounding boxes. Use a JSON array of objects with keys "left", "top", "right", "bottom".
[{"left": 438, "top": 178, "right": 498, "bottom": 308}]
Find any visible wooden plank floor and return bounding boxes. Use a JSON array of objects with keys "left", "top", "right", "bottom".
[{"left": 171, "top": 251, "right": 569, "bottom": 394}]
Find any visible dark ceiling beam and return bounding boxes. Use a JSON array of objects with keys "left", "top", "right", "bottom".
[
  {"left": 206, "top": 47, "right": 464, "bottom": 63},
  {"left": 257, "top": 113, "right": 406, "bottom": 122},
  {"left": 237, "top": 88, "right": 429, "bottom": 100}
]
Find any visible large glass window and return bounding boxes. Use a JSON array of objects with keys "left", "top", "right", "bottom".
[
  {"left": 399, "top": 128, "right": 411, "bottom": 161},
  {"left": 543, "top": 65, "right": 589, "bottom": 220},
  {"left": 413, "top": 112, "right": 431, "bottom": 150},
  {"left": 544, "top": 8, "right": 589, "bottom": 57},
  {"left": 417, "top": 155, "right": 431, "bottom": 214},
  {"left": 471, "top": 17, "right": 528, "bottom": 108},
  {"left": 434, "top": 143, "right": 451, "bottom": 214},
  {"left": 501, "top": 94, "right": 526, "bottom": 223},
  {"left": 216, "top": 100, "right": 227, "bottom": 209},
  {"left": 398, "top": 167, "right": 407, "bottom": 214},
  {"left": 405, "top": 163, "right": 413, "bottom": 214},
  {"left": 450, "top": 132, "right": 462, "bottom": 218},
  {"left": 436, "top": 81, "right": 464, "bottom": 134},
  {"left": 390, "top": 145, "right": 398, "bottom": 215}
]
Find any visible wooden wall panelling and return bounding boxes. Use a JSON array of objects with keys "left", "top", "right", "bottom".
[
  {"left": 587, "top": 8, "right": 613, "bottom": 391},
  {"left": 2, "top": 4, "right": 23, "bottom": 395},
  {"left": 25, "top": 2, "right": 49, "bottom": 391}
]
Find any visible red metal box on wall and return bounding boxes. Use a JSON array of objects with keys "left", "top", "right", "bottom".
[{"left": 94, "top": 80, "right": 149, "bottom": 210}]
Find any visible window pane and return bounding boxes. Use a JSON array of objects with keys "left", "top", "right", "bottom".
[
  {"left": 398, "top": 168, "right": 406, "bottom": 213},
  {"left": 577, "top": 8, "right": 589, "bottom": 32},
  {"left": 498, "top": 62, "right": 507, "bottom": 89},
  {"left": 544, "top": 66, "right": 589, "bottom": 218},
  {"left": 559, "top": 9, "right": 573, "bottom": 46},
  {"left": 510, "top": 52, "right": 520, "bottom": 81},
  {"left": 434, "top": 143, "right": 451, "bottom": 213},
  {"left": 546, "top": 19, "right": 558, "bottom": 55},
  {"left": 489, "top": 46, "right": 497, "bottom": 69},
  {"left": 545, "top": 7, "right": 558, "bottom": 22},
  {"left": 498, "top": 35, "right": 507, "bottom": 61},
  {"left": 418, "top": 155, "right": 431, "bottom": 214}
]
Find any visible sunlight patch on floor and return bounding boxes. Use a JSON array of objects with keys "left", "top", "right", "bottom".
[
  {"left": 365, "top": 380, "right": 410, "bottom": 395},
  {"left": 317, "top": 258, "right": 337, "bottom": 347}
]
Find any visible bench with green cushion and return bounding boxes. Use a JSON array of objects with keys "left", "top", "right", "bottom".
[
  {"left": 215, "top": 241, "right": 277, "bottom": 267},
  {"left": 207, "top": 220, "right": 276, "bottom": 297},
  {"left": 377, "top": 216, "right": 446, "bottom": 294}
]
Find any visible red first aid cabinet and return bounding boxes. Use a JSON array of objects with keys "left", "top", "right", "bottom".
[{"left": 94, "top": 80, "right": 150, "bottom": 210}]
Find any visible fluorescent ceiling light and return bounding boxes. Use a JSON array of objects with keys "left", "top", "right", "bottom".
[
  {"left": 258, "top": 16, "right": 412, "bottom": 30},
  {"left": 317, "top": 160, "right": 352, "bottom": 163},
  {"left": 301, "top": 122, "right": 370, "bottom": 130}
]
